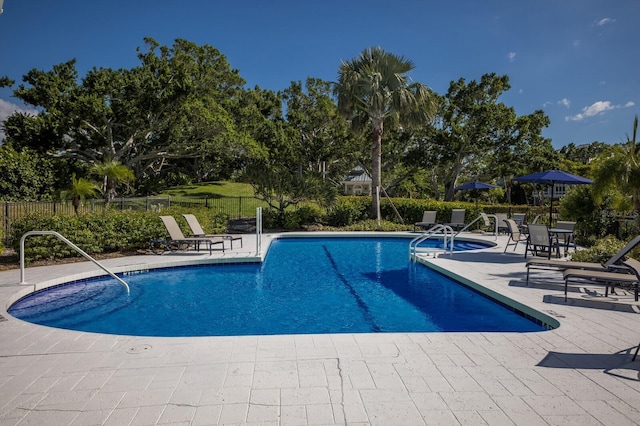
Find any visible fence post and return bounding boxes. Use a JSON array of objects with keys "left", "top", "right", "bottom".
[
  {"left": 238, "top": 197, "right": 242, "bottom": 219},
  {"left": 146, "top": 196, "right": 149, "bottom": 211},
  {"left": 205, "top": 195, "right": 209, "bottom": 208},
  {"left": 3, "top": 202, "right": 8, "bottom": 245}
]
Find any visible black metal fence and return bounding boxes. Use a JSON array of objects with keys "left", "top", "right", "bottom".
[{"left": 1, "top": 196, "right": 267, "bottom": 244}]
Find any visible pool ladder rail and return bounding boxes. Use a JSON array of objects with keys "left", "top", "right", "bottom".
[
  {"left": 19, "top": 231, "right": 130, "bottom": 294},
  {"left": 409, "top": 224, "right": 455, "bottom": 261},
  {"left": 457, "top": 214, "right": 499, "bottom": 241}
]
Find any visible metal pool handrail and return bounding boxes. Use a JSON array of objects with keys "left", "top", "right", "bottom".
[
  {"left": 409, "top": 224, "right": 455, "bottom": 260},
  {"left": 457, "top": 214, "right": 498, "bottom": 240},
  {"left": 256, "top": 207, "right": 262, "bottom": 255},
  {"left": 19, "top": 231, "right": 130, "bottom": 294}
]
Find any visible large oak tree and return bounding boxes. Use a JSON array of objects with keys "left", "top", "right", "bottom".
[{"left": 3, "top": 38, "right": 250, "bottom": 194}]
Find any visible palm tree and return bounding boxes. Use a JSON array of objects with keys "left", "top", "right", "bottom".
[
  {"left": 92, "top": 160, "right": 135, "bottom": 206},
  {"left": 335, "top": 47, "right": 435, "bottom": 221},
  {"left": 591, "top": 115, "right": 640, "bottom": 232},
  {"left": 61, "top": 174, "right": 99, "bottom": 215}
]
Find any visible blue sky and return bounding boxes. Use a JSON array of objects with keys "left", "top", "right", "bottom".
[{"left": 0, "top": 0, "right": 637, "bottom": 148}]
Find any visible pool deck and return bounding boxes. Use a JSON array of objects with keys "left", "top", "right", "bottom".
[{"left": 2, "top": 231, "right": 640, "bottom": 425}]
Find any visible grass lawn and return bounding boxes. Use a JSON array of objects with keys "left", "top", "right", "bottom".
[
  {"left": 160, "top": 181, "right": 266, "bottom": 217},
  {"left": 160, "top": 181, "right": 255, "bottom": 198}
]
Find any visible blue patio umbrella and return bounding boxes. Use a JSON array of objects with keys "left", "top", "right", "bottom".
[
  {"left": 512, "top": 170, "right": 593, "bottom": 224},
  {"left": 454, "top": 181, "right": 499, "bottom": 209}
]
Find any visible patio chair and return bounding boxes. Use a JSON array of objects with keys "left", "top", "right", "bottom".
[
  {"left": 503, "top": 219, "right": 527, "bottom": 253},
  {"left": 526, "top": 235, "right": 640, "bottom": 285},
  {"left": 521, "top": 214, "right": 540, "bottom": 234},
  {"left": 554, "top": 220, "right": 577, "bottom": 255},
  {"left": 444, "top": 209, "right": 466, "bottom": 231},
  {"left": 513, "top": 213, "right": 526, "bottom": 229},
  {"left": 414, "top": 210, "right": 437, "bottom": 231},
  {"left": 159, "top": 215, "right": 226, "bottom": 254},
  {"left": 563, "top": 258, "right": 640, "bottom": 302},
  {"left": 494, "top": 213, "right": 509, "bottom": 234},
  {"left": 182, "top": 214, "right": 243, "bottom": 249},
  {"left": 480, "top": 213, "right": 496, "bottom": 234},
  {"left": 525, "top": 224, "right": 560, "bottom": 259}
]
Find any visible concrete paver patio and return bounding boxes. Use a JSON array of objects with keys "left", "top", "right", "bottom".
[{"left": 1, "top": 232, "right": 640, "bottom": 425}]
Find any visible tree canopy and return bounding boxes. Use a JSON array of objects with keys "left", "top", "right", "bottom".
[
  {"left": 0, "top": 38, "right": 581, "bottom": 210},
  {"left": 4, "top": 38, "right": 250, "bottom": 195}
]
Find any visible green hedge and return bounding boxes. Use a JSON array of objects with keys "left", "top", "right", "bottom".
[
  {"left": 9, "top": 207, "right": 230, "bottom": 263},
  {"left": 326, "top": 196, "right": 534, "bottom": 227}
]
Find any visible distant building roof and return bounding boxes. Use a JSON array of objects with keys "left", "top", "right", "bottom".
[{"left": 341, "top": 166, "right": 371, "bottom": 183}]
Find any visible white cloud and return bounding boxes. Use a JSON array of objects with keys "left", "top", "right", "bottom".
[
  {"left": 565, "top": 100, "right": 634, "bottom": 121},
  {"left": 596, "top": 18, "right": 615, "bottom": 26},
  {"left": 507, "top": 52, "right": 516, "bottom": 62},
  {"left": 0, "top": 98, "right": 38, "bottom": 141},
  {"left": 558, "top": 98, "right": 570, "bottom": 108}
]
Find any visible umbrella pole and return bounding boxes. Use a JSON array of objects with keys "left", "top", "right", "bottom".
[{"left": 549, "top": 183, "right": 555, "bottom": 226}]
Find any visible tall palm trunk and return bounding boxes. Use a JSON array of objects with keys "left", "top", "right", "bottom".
[
  {"left": 635, "top": 187, "right": 640, "bottom": 234},
  {"left": 371, "top": 124, "right": 383, "bottom": 222}
]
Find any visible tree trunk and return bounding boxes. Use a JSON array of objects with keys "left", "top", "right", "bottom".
[
  {"left": 634, "top": 188, "right": 640, "bottom": 235},
  {"left": 429, "top": 170, "right": 440, "bottom": 200},
  {"left": 444, "top": 152, "right": 464, "bottom": 201},
  {"left": 371, "top": 125, "right": 383, "bottom": 222},
  {"left": 72, "top": 197, "right": 80, "bottom": 215}
]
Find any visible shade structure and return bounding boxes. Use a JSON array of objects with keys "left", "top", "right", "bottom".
[
  {"left": 454, "top": 181, "right": 499, "bottom": 209},
  {"left": 512, "top": 170, "right": 593, "bottom": 224}
]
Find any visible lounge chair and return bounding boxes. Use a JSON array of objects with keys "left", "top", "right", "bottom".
[
  {"left": 563, "top": 258, "right": 640, "bottom": 302},
  {"left": 526, "top": 235, "right": 640, "bottom": 285},
  {"left": 503, "top": 219, "right": 527, "bottom": 253},
  {"left": 444, "top": 209, "right": 466, "bottom": 231},
  {"left": 182, "top": 214, "right": 243, "bottom": 249},
  {"left": 159, "top": 215, "right": 226, "bottom": 254},
  {"left": 414, "top": 210, "right": 437, "bottom": 231},
  {"left": 525, "top": 224, "right": 560, "bottom": 259}
]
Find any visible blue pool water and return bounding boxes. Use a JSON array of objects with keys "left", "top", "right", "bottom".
[{"left": 9, "top": 237, "right": 547, "bottom": 336}]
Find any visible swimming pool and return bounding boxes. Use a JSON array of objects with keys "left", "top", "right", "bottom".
[{"left": 8, "top": 236, "right": 549, "bottom": 336}]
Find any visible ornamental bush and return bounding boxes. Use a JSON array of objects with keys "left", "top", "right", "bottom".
[
  {"left": 9, "top": 207, "right": 229, "bottom": 263},
  {"left": 569, "top": 235, "right": 628, "bottom": 264}
]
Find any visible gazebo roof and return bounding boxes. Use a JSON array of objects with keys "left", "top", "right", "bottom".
[{"left": 341, "top": 166, "right": 371, "bottom": 183}]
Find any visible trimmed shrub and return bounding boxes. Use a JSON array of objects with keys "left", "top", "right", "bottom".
[
  {"left": 569, "top": 235, "right": 638, "bottom": 263},
  {"left": 326, "top": 197, "right": 370, "bottom": 226},
  {"left": 8, "top": 207, "right": 230, "bottom": 263}
]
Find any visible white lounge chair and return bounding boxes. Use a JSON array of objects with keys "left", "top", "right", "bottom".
[
  {"left": 526, "top": 235, "right": 640, "bottom": 285},
  {"left": 563, "top": 258, "right": 640, "bottom": 302},
  {"left": 182, "top": 214, "right": 243, "bottom": 249},
  {"left": 159, "top": 216, "right": 226, "bottom": 254}
]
